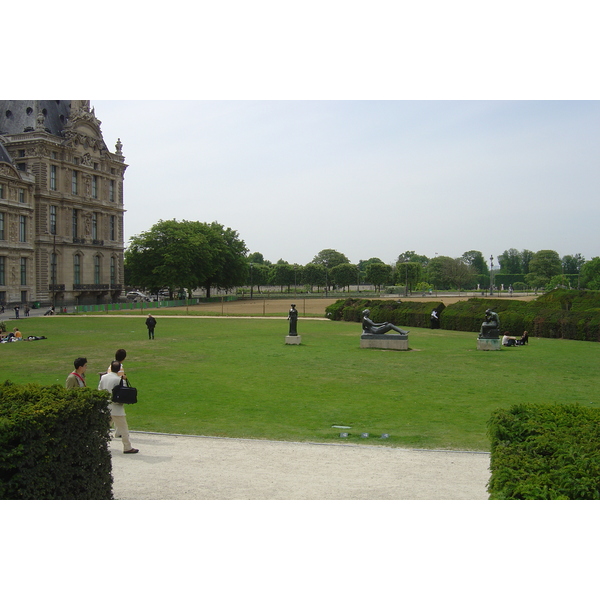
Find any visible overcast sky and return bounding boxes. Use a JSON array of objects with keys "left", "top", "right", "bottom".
[{"left": 92, "top": 99, "right": 600, "bottom": 266}]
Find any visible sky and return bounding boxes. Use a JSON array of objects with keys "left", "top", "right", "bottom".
[{"left": 92, "top": 99, "right": 600, "bottom": 266}]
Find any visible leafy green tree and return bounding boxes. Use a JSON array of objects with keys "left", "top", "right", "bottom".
[
  {"left": 546, "top": 274, "right": 571, "bottom": 290},
  {"left": 331, "top": 263, "right": 358, "bottom": 292},
  {"left": 562, "top": 254, "right": 585, "bottom": 275},
  {"left": 397, "top": 250, "right": 429, "bottom": 266},
  {"left": 199, "top": 222, "right": 248, "bottom": 296},
  {"left": 247, "top": 262, "right": 271, "bottom": 294},
  {"left": 396, "top": 262, "right": 422, "bottom": 293},
  {"left": 247, "top": 251, "right": 271, "bottom": 266},
  {"left": 365, "top": 262, "right": 392, "bottom": 292},
  {"left": 521, "top": 249, "right": 534, "bottom": 274},
  {"left": 497, "top": 248, "right": 522, "bottom": 274},
  {"left": 525, "top": 250, "right": 562, "bottom": 289},
  {"left": 580, "top": 257, "right": 600, "bottom": 290},
  {"left": 426, "top": 256, "right": 454, "bottom": 289},
  {"left": 125, "top": 219, "right": 212, "bottom": 296},
  {"left": 461, "top": 250, "right": 489, "bottom": 275},
  {"left": 270, "top": 262, "right": 296, "bottom": 292},
  {"left": 446, "top": 258, "right": 476, "bottom": 290},
  {"left": 302, "top": 263, "right": 327, "bottom": 292},
  {"left": 311, "top": 249, "right": 350, "bottom": 269}
]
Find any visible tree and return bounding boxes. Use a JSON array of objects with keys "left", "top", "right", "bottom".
[
  {"left": 396, "top": 262, "right": 422, "bottom": 293},
  {"left": 270, "top": 262, "right": 296, "bottom": 292},
  {"left": 302, "top": 263, "right": 327, "bottom": 292},
  {"left": 311, "top": 249, "right": 350, "bottom": 269},
  {"left": 521, "top": 249, "right": 534, "bottom": 274},
  {"left": 248, "top": 251, "right": 271, "bottom": 266},
  {"left": 125, "top": 219, "right": 212, "bottom": 297},
  {"left": 365, "top": 262, "right": 392, "bottom": 291},
  {"left": 199, "top": 222, "right": 248, "bottom": 297},
  {"left": 580, "top": 257, "right": 600, "bottom": 290},
  {"left": 446, "top": 258, "right": 476, "bottom": 290},
  {"left": 426, "top": 256, "right": 454, "bottom": 289},
  {"left": 497, "top": 248, "right": 522, "bottom": 274},
  {"left": 331, "top": 263, "right": 358, "bottom": 292},
  {"left": 461, "top": 250, "right": 489, "bottom": 275},
  {"left": 525, "top": 250, "right": 562, "bottom": 289},
  {"left": 562, "top": 254, "right": 585, "bottom": 275},
  {"left": 247, "top": 262, "right": 270, "bottom": 293},
  {"left": 397, "top": 250, "right": 429, "bottom": 266}
]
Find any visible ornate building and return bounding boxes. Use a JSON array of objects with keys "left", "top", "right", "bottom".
[{"left": 0, "top": 100, "right": 127, "bottom": 307}]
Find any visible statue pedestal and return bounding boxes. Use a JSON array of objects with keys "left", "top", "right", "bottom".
[
  {"left": 360, "top": 333, "right": 408, "bottom": 351},
  {"left": 477, "top": 337, "right": 501, "bottom": 351},
  {"left": 285, "top": 335, "right": 301, "bottom": 345}
]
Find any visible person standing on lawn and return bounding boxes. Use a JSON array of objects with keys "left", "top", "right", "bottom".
[
  {"left": 99, "top": 360, "right": 138, "bottom": 454},
  {"left": 145, "top": 314, "right": 157, "bottom": 339},
  {"left": 65, "top": 357, "right": 88, "bottom": 388}
]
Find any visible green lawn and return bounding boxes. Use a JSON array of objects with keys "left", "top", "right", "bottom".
[{"left": 3, "top": 315, "right": 599, "bottom": 451}]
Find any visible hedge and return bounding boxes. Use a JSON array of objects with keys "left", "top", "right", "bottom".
[
  {"left": 487, "top": 404, "right": 600, "bottom": 499},
  {"left": 0, "top": 381, "right": 113, "bottom": 500},
  {"left": 325, "top": 298, "right": 445, "bottom": 330}
]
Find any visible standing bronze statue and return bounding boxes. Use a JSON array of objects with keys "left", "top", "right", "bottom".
[
  {"left": 288, "top": 304, "right": 298, "bottom": 336},
  {"left": 361, "top": 309, "right": 408, "bottom": 335}
]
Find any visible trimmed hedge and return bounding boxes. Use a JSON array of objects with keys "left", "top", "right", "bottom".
[
  {"left": 487, "top": 404, "right": 600, "bottom": 500},
  {"left": 0, "top": 381, "right": 113, "bottom": 500},
  {"left": 325, "top": 298, "right": 445, "bottom": 329}
]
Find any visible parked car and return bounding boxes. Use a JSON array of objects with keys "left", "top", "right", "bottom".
[{"left": 126, "top": 291, "right": 151, "bottom": 302}]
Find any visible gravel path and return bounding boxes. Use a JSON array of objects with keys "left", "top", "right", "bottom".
[{"left": 110, "top": 432, "right": 490, "bottom": 500}]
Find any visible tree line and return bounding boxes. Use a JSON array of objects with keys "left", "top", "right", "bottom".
[{"left": 124, "top": 220, "right": 600, "bottom": 295}]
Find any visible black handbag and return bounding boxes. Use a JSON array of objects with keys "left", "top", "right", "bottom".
[{"left": 112, "top": 377, "right": 138, "bottom": 404}]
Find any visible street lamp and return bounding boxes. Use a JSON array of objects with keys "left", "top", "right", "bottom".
[
  {"left": 250, "top": 262, "right": 253, "bottom": 299},
  {"left": 489, "top": 255, "right": 494, "bottom": 295}
]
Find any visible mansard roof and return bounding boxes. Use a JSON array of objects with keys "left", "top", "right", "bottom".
[
  {"left": 0, "top": 100, "right": 72, "bottom": 137},
  {"left": 0, "top": 138, "right": 12, "bottom": 164}
]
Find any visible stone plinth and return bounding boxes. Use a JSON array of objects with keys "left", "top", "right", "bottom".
[
  {"left": 477, "top": 337, "right": 501, "bottom": 351},
  {"left": 285, "top": 335, "right": 302, "bottom": 345},
  {"left": 360, "top": 333, "right": 409, "bottom": 351}
]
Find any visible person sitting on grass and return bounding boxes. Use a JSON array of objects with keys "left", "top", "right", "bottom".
[
  {"left": 502, "top": 331, "right": 518, "bottom": 346},
  {"left": 516, "top": 331, "right": 529, "bottom": 345}
]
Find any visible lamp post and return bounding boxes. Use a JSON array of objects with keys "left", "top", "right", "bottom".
[
  {"left": 489, "top": 255, "right": 494, "bottom": 295},
  {"left": 357, "top": 265, "right": 360, "bottom": 293},
  {"left": 250, "top": 262, "right": 253, "bottom": 300}
]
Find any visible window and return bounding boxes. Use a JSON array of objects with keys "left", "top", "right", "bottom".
[
  {"left": 50, "top": 165, "right": 57, "bottom": 190},
  {"left": 92, "top": 212, "right": 98, "bottom": 240},
  {"left": 74, "top": 254, "right": 81, "bottom": 285},
  {"left": 110, "top": 257, "right": 116, "bottom": 286},
  {"left": 50, "top": 206, "right": 57, "bottom": 235},
  {"left": 19, "top": 149, "right": 25, "bottom": 158},
  {"left": 72, "top": 209, "right": 78, "bottom": 238},
  {"left": 94, "top": 255, "right": 101, "bottom": 285},
  {"left": 19, "top": 189, "right": 25, "bottom": 203},
  {"left": 19, "top": 215, "right": 26, "bottom": 242},
  {"left": 51, "top": 151, "right": 58, "bottom": 160},
  {"left": 0, "top": 184, "right": 3, "bottom": 199},
  {"left": 92, "top": 175, "right": 98, "bottom": 199},
  {"left": 0, "top": 256, "right": 5, "bottom": 286},
  {"left": 109, "top": 180, "right": 115, "bottom": 202},
  {"left": 72, "top": 170, "right": 78, "bottom": 195},
  {"left": 0, "top": 213, "right": 4, "bottom": 240},
  {"left": 20, "top": 257, "right": 27, "bottom": 285},
  {"left": 110, "top": 215, "right": 116, "bottom": 241},
  {"left": 50, "top": 253, "right": 57, "bottom": 286}
]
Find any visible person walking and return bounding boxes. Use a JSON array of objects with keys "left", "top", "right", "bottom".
[
  {"left": 99, "top": 360, "right": 139, "bottom": 454},
  {"left": 66, "top": 357, "right": 88, "bottom": 388},
  {"left": 145, "top": 314, "right": 157, "bottom": 339},
  {"left": 14, "top": 305, "right": 19, "bottom": 319}
]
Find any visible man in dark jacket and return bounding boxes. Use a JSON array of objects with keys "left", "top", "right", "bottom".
[{"left": 145, "top": 314, "right": 157, "bottom": 339}]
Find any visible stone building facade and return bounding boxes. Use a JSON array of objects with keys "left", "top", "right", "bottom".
[{"left": 0, "top": 100, "right": 127, "bottom": 307}]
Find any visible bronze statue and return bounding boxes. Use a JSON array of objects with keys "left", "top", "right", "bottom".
[
  {"left": 361, "top": 309, "right": 408, "bottom": 335},
  {"left": 288, "top": 304, "right": 298, "bottom": 336},
  {"left": 479, "top": 308, "right": 500, "bottom": 339}
]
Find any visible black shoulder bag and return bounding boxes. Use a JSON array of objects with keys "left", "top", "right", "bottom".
[{"left": 112, "top": 376, "right": 138, "bottom": 404}]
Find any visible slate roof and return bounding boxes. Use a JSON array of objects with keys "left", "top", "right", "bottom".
[{"left": 0, "top": 100, "right": 71, "bottom": 137}]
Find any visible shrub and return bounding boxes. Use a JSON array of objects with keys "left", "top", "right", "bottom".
[
  {"left": 0, "top": 381, "right": 113, "bottom": 499},
  {"left": 487, "top": 404, "right": 600, "bottom": 499}
]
